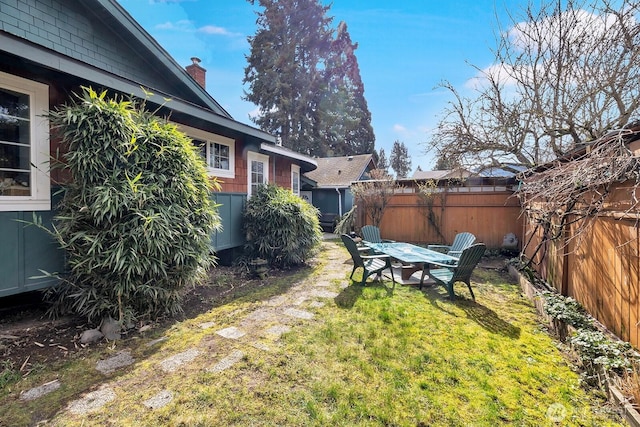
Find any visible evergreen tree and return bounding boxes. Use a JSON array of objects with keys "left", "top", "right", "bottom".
[
  {"left": 376, "top": 148, "right": 389, "bottom": 173},
  {"left": 320, "top": 21, "right": 374, "bottom": 155},
  {"left": 390, "top": 140, "right": 412, "bottom": 178},
  {"left": 244, "top": 1, "right": 374, "bottom": 157},
  {"left": 244, "top": 0, "right": 332, "bottom": 155}
]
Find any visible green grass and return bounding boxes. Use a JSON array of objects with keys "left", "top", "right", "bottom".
[{"left": 1, "top": 243, "right": 624, "bottom": 426}]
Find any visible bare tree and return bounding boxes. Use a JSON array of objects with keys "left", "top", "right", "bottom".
[
  {"left": 350, "top": 169, "right": 397, "bottom": 227},
  {"left": 518, "top": 125, "right": 640, "bottom": 268},
  {"left": 428, "top": 0, "right": 640, "bottom": 169}
]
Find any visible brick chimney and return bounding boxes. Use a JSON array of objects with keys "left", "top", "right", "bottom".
[{"left": 185, "top": 57, "right": 206, "bottom": 89}]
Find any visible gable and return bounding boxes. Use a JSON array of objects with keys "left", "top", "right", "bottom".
[
  {"left": 0, "top": 0, "right": 228, "bottom": 116},
  {"left": 304, "top": 154, "right": 374, "bottom": 188}
]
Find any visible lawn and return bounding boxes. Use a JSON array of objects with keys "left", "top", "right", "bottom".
[{"left": 1, "top": 240, "right": 623, "bottom": 426}]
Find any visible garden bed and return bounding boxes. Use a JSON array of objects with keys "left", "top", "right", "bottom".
[{"left": 508, "top": 264, "right": 640, "bottom": 425}]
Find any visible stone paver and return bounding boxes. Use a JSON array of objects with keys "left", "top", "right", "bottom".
[
  {"left": 311, "top": 289, "right": 339, "bottom": 298},
  {"left": 216, "top": 326, "right": 246, "bottom": 340},
  {"left": 265, "top": 295, "right": 288, "bottom": 306},
  {"left": 264, "top": 325, "right": 291, "bottom": 338},
  {"left": 199, "top": 321, "right": 216, "bottom": 329},
  {"left": 250, "top": 341, "right": 271, "bottom": 352},
  {"left": 283, "top": 308, "right": 315, "bottom": 320},
  {"left": 309, "top": 301, "right": 325, "bottom": 308},
  {"left": 208, "top": 350, "right": 245, "bottom": 373},
  {"left": 20, "top": 379, "right": 61, "bottom": 401},
  {"left": 96, "top": 350, "right": 135, "bottom": 374},
  {"left": 243, "top": 308, "right": 277, "bottom": 322},
  {"left": 293, "top": 296, "right": 308, "bottom": 305},
  {"left": 159, "top": 348, "right": 201, "bottom": 373},
  {"left": 67, "top": 386, "right": 116, "bottom": 415},
  {"left": 144, "top": 390, "right": 174, "bottom": 409}
]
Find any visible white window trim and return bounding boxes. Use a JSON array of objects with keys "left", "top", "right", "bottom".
[
  {"left": 0, "top": 72, "right": 50, "bottom": 212},
  {"left": 291, "top": 164, "right": 300, "bottom": 196},
  {"left": 176, "top": 124, "right": 235, "bottom": 179},
  {"left": 247, "top": 151, "right": 269, "bottom": 198}
]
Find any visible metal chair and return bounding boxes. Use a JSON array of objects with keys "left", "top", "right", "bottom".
[
  {"left": 421, "top": 243, "right": 486, "bottom": 300},
  {"left": 427, "top": 232, "right": 476, "bottom": 259},
  {"left": 341, "top": 234, "right": 395, "bottom": 286}
]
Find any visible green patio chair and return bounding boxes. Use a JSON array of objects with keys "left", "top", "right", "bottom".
[
  {"left": 360, "top": 225, "right": 394, "bottom": 244},
  {"left": 427, "top": 232, "right": 476, "bottom": 259},
  {"left": 420, "top": 243, "right": 486, "bottom": 300},
  {"left": 341, "top": 234, "right": 396, "bottom": 286}
]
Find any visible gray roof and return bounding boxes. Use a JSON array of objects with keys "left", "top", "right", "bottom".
[
  {"left": 412, "top": 169, "right": 474, "bottom": 180},
  {"left": 304, "top": 154, "right": 375, "bottom": 188}
]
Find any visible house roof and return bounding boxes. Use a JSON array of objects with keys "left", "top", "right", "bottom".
[
  {"left": 412, "top": 168, "right": 474, "bottom": 180},
  {"left": 476, "top": 164, "right": 529, "bottom": 178},
  {"left": 0, "top": 0, "right": 316, "bottom": 169},
  {"left": 303, "top": 154, "right": 375, "bottom": 188}
]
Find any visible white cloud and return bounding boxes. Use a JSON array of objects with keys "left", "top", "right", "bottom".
[
  {"left": 155, "top": 20, "right": 193, "bottom": 31},
  {"left": 197, "top": 25, "right": 242, "bottom": 37},
  {"left": 155, "top": 21, "right": 241, "bottom": 38},
  {"left": 465, "top": 7, "right": 635, "bottom": 91},
  {"left": 393, "top": 124, "right": 407, "bottom": 133},
  {"left": 465, "top": 62, "right": 522, "bottom": 90}
]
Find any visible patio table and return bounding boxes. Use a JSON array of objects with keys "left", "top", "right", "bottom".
[{"left": 363, "top": 241, "right": 458, "bottom": 286}]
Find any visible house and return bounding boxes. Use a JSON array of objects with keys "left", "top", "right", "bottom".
[
  {"left": 0, "top": 0, "right": 316, "bottom": 297},
  {"left": 302, "top": 153, "right": 376, "bottom": 229}
]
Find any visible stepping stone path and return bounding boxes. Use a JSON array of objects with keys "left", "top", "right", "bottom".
[{"left": 37, "top": 240, "right": 349, "bottom": 419}]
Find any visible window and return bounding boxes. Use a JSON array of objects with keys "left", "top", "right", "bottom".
[
  {"left": 291, "top": 164, "right": 300, "bottom": 196},
  {"left": 247, "top": 151, "right": 269, "bottom": 197},
  {"left": 177, "top": 124, "right": 235, "bottom": 179},
  {"left": 0, "top": 72, "right": 50, "bottom": 211}
]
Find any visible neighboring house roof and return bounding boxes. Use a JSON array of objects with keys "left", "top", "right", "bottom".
[
  {"left": 304, "top": 154, "right": 375, "bottom": 188},
  {"left": 477, "top": 164, "right": 529, "bottom": 178},
  {"left": 412, "top": 168, "right": 474, "bottom": 180}
]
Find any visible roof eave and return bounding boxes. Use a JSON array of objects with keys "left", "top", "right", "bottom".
[
  {"left": 260, "top": 143, "right": 318, "bottom": 172},
  {"left": 90, "top": 0, "right": 232, "bottom": 118}
]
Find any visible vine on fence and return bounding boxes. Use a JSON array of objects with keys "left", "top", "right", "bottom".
[
  {"left": 416, "top": 179, "right": 446, "bottom": 242},
  {"left": 518, "top": 125, "right": 640, "bottom": 269}
]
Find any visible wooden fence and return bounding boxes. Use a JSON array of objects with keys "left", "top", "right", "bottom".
[
  {"left": 523, "top": 182, "right": 640, "bottom": 347},
  {"left": 356, "top": 180, "right": 523, "bottom": 249}
]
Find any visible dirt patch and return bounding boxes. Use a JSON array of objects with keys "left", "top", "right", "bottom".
[{"left": 0, "top": 264, "right": 300, "bottom": 376}]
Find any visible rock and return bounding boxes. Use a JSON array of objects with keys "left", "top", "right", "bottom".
[
  {"left": 100, "top": 316, "right": 121, "bottom": 341},
  {"left": 80, "top": 329, "right": 104, "bottom": 344}
]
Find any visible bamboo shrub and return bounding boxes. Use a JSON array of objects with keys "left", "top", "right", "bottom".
[
  {"left": 243, "top": 184, "right": 322, "bottom": 268},
  {"left": 45, "top": 87, "right": 221, "bottom": 324}
]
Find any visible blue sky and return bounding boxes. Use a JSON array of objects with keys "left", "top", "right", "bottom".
[{"left": 118, "top": 0, "right": 518, "bottom": 172}]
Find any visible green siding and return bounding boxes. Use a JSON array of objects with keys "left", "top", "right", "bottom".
[
  {"left": 0, "top": 0, "right": 176, "bottom": 96},
  {"left": 312, "top": 189, "right": 340, "bottom": 215},
  {"left": 211, "top": 193, "right": 246, "bottom": 251},
  {"left": 0, "top": 209, "right": 65, "bottom": 297}
]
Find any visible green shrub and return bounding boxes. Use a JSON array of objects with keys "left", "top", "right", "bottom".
[
  {"left": 570, "top": 329, "right": 637, "bottom": 388},
  {"left": 542, "top": 291, "right": 594, "bottom": 330},
  {"left": 243, "top": 184, "right": 321, "bottom": 268},
  {"left": 45, "top": 87, "right": 221, "bottom": 324}
]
